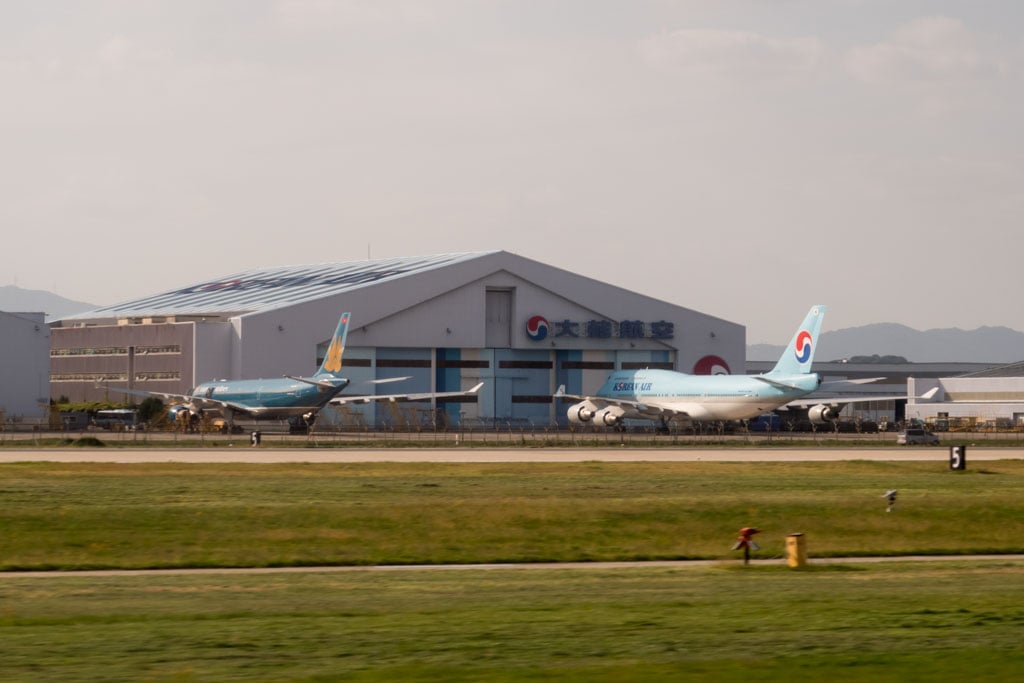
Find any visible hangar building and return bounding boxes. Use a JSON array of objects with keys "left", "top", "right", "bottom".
[
  {"left": 1, "top": 311, "right": 50, "bottom": 421},
  {"left": 906, "top": 363, "right": 1024, "bottom": 429},
  {"left": 51, "top": 251, "right": 744, "bottom": 428}
]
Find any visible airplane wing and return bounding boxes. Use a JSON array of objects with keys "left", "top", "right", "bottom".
[
  {"left": 98, "top": 385, "right": 261, "bottom": 415},
  {"left": 553, "top": 387, "right": 691, "bottom": 419},
  {"left": 782, "top": 387, "right": 938, "bottom": 409},
  {"left": 330, "top": 382, "right": 485, "bottom": 406}
]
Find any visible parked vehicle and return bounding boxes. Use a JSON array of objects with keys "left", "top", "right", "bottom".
[
  {"left": 92, "top": 409, "right": 140, "bottom": 431},
  {"left": 897, "top": 428, "right": 940, "bottom": 446}
]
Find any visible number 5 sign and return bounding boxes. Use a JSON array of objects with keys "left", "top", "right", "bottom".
[{"left": 950, "top": 445, "right": 967, "bottom": 471}]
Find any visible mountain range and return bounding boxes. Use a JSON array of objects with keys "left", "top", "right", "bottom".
[
  {"left": 1, "top": 286, "right": 1021, "bottom": 362},
  {"left": 0, "top": 286, "right": 96, "bottom": 321},
  {"left": 748, "top": 323, "right": 1024, "bottom": 364}
]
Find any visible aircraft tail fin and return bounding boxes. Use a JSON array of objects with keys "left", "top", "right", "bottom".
[
  {"left": 767, "top": 305, "right": 827, "bottom": 376},
  {"left": 315, "top": 313, "right": 351, "bottom": 378}
]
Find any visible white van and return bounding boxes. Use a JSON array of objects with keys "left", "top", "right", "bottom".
[{"left": 897, "top": 428, "right": 940, "bottom": 446}]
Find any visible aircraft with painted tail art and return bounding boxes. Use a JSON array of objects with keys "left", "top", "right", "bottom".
[
  {"left": 557, "top": 304, "right": 882, "bottom": 428},
  {"left": 105, "top": 313, "right": 482, "bottom": 430}
]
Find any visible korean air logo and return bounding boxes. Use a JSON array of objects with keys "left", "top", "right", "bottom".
[
  {"left": 693, "top": 355, "right": 731, "bottom": 375},
  {"left": 526, "top": 315, "right": 549, "bottom": 341},
  {"left": 794, "top": 330, "right": 813, "bottom": 364}
]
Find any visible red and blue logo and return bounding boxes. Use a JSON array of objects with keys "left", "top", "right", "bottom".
[
  {"left": 693, "top": 355, "right": 731, "bottom": 375},
  {"left": 526, "top": 315, "right": 549, "bottom": 341},
  {"left": 794, "top": 330, "right": 813, "bottom": 364}
]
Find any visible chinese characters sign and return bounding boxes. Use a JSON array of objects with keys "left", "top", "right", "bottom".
[{"left": 525, "top": 315, "right": 674, "bottom": 342}]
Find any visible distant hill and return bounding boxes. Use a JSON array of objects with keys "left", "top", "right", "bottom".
[
  {"left": 748, "top": 323, "right": 1024, "bottom": 364},
  {"left": 0, "top": 286, "right": 96, "bottom": 321}
]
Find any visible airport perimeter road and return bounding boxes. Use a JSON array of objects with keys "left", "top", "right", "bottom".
[
  {"left": 0, "top": 447, "right": 1021, "bottom": 463},
  {"left": 6, "top": 555, "right": 1024, "bottom": 579}
]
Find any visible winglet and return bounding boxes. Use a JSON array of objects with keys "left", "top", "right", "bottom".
[
  {"left": 315, "top": 313, "right": 351, "bottom": 377},
  {"left": 554, "top": 384, "right": 566, "bottom": 398}
]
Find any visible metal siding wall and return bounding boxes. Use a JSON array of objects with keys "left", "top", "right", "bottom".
[
  {"left": 554, "top": 349, "right": 582, "bottom": 427},
  {"left": 582, "top": 350, "right": 616, "bottom": 395},
  {"left": 436, "top": 348, "right": 462, "bottom": 425},
  {"left": 495, "top": 349, "right": 551, "bottom": 425},
  {"left": 476, "top": 349, "right": 497, "bottom": 424},
  {"left": 50, "top": 323, "right": 194, "bottom": 403},
  {"left": 458, "top": 348, "right": 486, "bottom": 425},
  {"left": 1, "top": 314, "right": 49, "bottom": 418},
  {"left": 372, "top": 347, "right": 431, "bottom": 427}
]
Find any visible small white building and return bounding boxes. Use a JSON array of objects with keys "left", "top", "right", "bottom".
[
  {"left": 0, "top": 311, "right": 51, "bottom": 421},
  {"left": 907, "top": 364, "right": 1024, "bottom": 428}
]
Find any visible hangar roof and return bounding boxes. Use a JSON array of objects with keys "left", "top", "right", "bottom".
[
  {"left": 959, "top": 361, "right": 1024, "bottom": 378},
  {"left": 59, "top": 252, "right": 494, "bottom": 322}
]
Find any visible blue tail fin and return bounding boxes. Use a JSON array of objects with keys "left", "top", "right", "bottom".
[
  {"left": 315, "top": 313, "right": 351, "bottom": 377},
  {"left": 768, "top": 305, "right": 827, "bottom": 376}
]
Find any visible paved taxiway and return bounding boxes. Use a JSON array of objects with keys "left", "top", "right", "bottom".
[
  {"left": 5, "top": 554, "right": 1024, "bottom": 579},
  {"left": 0, "top": 446, "right": 1020, "bottom": 463}
]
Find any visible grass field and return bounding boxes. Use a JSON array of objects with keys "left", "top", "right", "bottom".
[
  {"left": 3, "top": 562, "right": 1024, "bottom": 681},
  {"left": 2, "top": 460, "right": 1024, "bottom": 680},
  {"left": 2, "top": 461, "right": 1024, "bottom": 570}
]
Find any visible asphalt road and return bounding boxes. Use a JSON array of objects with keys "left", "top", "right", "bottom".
[
  {"left": 5, "top": 555, "right": 1024, "bottom": 580},
  {"left": 0, "top": 446, "right": 1021, "bottom": 463}
]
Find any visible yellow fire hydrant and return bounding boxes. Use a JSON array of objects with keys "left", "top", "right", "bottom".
[{"left": 786, "top": 533, "right": 807, "bottom": 568}]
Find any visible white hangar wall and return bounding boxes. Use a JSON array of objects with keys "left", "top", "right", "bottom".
[
  {"left": 231, "top": 253, "right": 743, "bottom": 377},
  {"left": 1, "top": 311, "right": 50, "bottom": 421}
]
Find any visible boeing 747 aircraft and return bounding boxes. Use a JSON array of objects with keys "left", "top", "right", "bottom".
[
  {"left": 556, "top": 305, "right": 878, "bottom": 429},
  {"left": 108, "top": 313, "right": 482, "bottom": 430}
]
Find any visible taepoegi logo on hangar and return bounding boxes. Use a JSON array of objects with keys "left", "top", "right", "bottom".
[
  {"left": 525, "top": 315, "right": 674, "bottom": 341},
  {"left": 525, "top": 315, "right": 549, "bottom": 341}
]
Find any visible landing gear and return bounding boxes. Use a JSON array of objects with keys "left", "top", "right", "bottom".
[
  {"left": 288, "top": 413, "right": 317, "bottom": 434},
  {"left": 656, "top": 417, "right": 671, "bottom": 435}
]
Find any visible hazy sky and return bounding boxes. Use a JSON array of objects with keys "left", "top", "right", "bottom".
[{"left": 3, "top": 1, "right": 1021, "bottom": 343}]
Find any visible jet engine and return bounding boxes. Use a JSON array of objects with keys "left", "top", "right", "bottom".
[
  {"left": 593, "top": 406, "right": 626, "bottom": 427},
  {"left": 167, "top": 404, "right": 200, "bottom": 432},
  {"left": 807, "top": 404, "right": 840, "bottom": 424},
  {"left": 567, "top": 401, "right": 598, "bottom": 425}
]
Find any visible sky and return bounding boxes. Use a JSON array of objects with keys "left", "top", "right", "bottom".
[{"left": 2, "top": 1, "right": 1022, "bottom": 344}]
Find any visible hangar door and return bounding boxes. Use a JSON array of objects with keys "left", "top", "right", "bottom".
[{"left": 485, "top": 289, "right": 513, "bottom": 348}]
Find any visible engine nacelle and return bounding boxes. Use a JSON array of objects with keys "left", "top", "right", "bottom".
[
  {"left": 593, "top": 406, "right": 626, "bottom": 427},
  {"left": 567, "top": 401, "right": 598, "bottom": 425},
  {"left": 807, "top": 404, "right": 840, "bottom": 424},
  {"left": 168, "top": 404, "right": 196, "bottom": 420}
]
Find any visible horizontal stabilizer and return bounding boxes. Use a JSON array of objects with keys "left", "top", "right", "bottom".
[
  {"left": 331, "top": 382, "right": 484, "bottom": 406},
  {"left": 287, "top": 375, "right": 350, "bottom": 390},
  {"left": 819, "top": 378, "right": 885, "bottom": 390},
  {"left": 753, "top": 375, "right": 804, "bottom": 391}
]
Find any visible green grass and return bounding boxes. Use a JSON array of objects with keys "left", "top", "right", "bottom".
[
  {"left": 2, "top": 461, "right": 1024, "bottom": 570},
  {"left": 3, "top": 461, "right": 1024, "bottom": 680},
  {"left": 2, "top": 562, "right": 1023, "bottom": 681}
]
